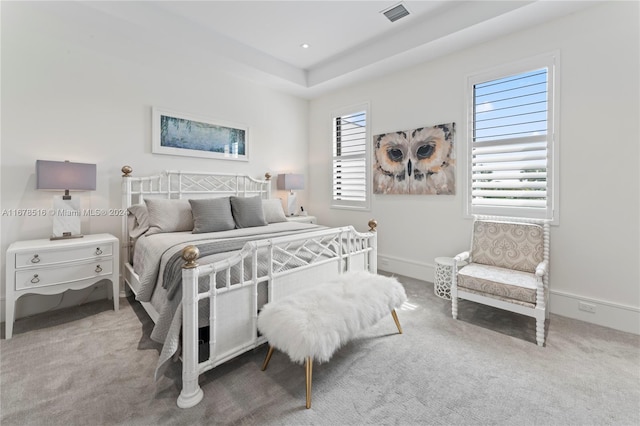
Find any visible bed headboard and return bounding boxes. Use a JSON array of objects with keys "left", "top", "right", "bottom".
[
  {"left": 121, "top": 166, "right": 272, "bottom": 208},
  {"left": 120, "top": 166, "right": 273, "bottom": 259}
]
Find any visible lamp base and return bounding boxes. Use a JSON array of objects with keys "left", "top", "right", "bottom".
[
  {"left": 287, "top": 192, "right": 298, "bottom": 216},
  {"left": 50, "top": 233, "right": 84, "bottom": 241},
  {"left": 52, "top": 196, "right": 82, "bottom": 238}
]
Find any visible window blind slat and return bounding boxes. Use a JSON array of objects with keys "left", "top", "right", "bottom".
[
  {"left": 472, "top": 198, "right": 547, "bottom": 207},
  {"left": 473, "top": 140, "right": 546, "bottom": 154},
  {"left": 474, "top": 151, "right": 547, "bottom": 163},
  {"left": 472, "top": 189, "right": 547, "bottom": 198},
  {"left": 472, "top": 159, "right": 547, "bottom": 172},
  {"left": 472, "top": 181, "right": 547, "bottom": 189}
]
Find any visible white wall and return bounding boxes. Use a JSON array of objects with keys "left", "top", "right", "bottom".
[
  {"left": 309, "top": 1, "right": 640, "bottom": 333},
  {"left": 1, "top": 2, "right": 309, "bottom": 320}
]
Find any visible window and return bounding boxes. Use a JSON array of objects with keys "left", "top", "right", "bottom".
[
  {"left": 466, "top": 54, "right": 558, "bottom": 221},
  {"left": 332, "top": 103, "right": 370, "bottom": 210}
]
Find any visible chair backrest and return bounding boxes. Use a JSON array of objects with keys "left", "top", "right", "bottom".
[{"left": 470, "top": 219, "right": 545, "bottom": 273}]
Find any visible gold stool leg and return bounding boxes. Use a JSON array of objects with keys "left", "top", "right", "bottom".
[
  {"left": 262, "top": 345, "right": 275, "bottom": 371},
  {"left": 305, "top": 356, "right": 313, "bottom": 409},
  {"left": 391, "top": 309, "right": 403, "bottom": 334}
]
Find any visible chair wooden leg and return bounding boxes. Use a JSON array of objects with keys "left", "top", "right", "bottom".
[
  {"left": 262, "top": 345, "right": 275, "bottom": 371},
  {"left": 536, "top": 318, "right": 545, "bottom": 347},
  {"left": 452, "top": 296, "right": 458, "bottom": 319},
  {"left": 305, "top": 357, "right": 313, "bottom": 409},
  {"left": 391, "top": 309, "right": 403, "bottom": 334}
]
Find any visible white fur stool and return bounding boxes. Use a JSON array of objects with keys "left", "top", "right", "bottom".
[{"left": 257, "top": 271, "right": 407, "bottom": 408}]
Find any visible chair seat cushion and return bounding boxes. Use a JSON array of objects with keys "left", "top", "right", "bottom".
[{"left": 457, "top": 262, "right": 538, "bottom": 305}]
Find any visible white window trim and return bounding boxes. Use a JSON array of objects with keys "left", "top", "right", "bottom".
[
  {"left": 330, "top": 102, "right": 371, "bottom": 211},
  {"left": 463, "top": 51, "right": 560, "bottom": 224}
]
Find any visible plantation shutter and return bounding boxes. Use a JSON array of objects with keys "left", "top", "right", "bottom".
[
  {"left": 471, "top": 67, "right": 554, "bottom": 219},
  {"left": 332, "top": 107, "right": 369, "bottom": 210}
]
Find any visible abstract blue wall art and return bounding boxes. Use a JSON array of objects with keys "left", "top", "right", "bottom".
[{"left": 152, "top": 107, "right": 249, "bottom": 161}]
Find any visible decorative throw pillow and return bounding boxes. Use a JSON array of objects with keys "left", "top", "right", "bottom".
[
  {"left": 189, "top": 197, "right": 236, "bottom": 233},
  {"left": 144, "top": 198, "right": 194, "bottom": 236},
  {"left": 127, "top": 203, "right": 150, "bottom": 238},
  {"left": 262, "top": 198, "right": 288, "bottom": 223},
  {"left": 230, "top": 196, "right": 268, "bottom": 228}
]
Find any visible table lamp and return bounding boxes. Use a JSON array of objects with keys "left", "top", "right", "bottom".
[
  {"left": 277, "top": 173, "right": 304, "bottom": 216},
  {"left": 36, "top": 160, "right": 97, "bottom": 240}
]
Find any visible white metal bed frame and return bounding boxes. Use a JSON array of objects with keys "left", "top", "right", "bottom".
[{"left": 120, "top": 167, "right": 378, "bottom": 408}]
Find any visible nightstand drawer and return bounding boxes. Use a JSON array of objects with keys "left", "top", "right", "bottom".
[
  {"left": 14, "top": 244, "right": 113, "bottom": 269},
  {"left": 15, "top": 260, "right": 114, "bottom": 290}
]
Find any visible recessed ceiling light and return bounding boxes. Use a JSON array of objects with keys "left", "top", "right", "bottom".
[{"left": 300, "top": 43, "right": 310, "bottom": 49}]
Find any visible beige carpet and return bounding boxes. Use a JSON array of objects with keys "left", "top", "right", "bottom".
[{"left": 1, "top": 273, "right": 639, "bottom": 425}]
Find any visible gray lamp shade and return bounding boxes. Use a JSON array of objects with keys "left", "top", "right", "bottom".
[
  {"left": 277, "top": 174, "right": 304, "bottom": 191},
  {"left": 36, "top": 160, "right": 97, "bottom": 191}
]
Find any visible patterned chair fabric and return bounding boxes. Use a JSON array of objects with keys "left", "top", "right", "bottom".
[
  {"left": 469, "top": 221, "right": 544, "bottom": 273},
  {"left": 457, "top": 263, "right": 537, "bottom": 307}
]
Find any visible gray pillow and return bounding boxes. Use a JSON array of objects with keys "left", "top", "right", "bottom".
[
  {"left": 127, "top": 204, "right": 150, "bottom": 238},
  {"left": 144, "top": 198, "right": 194, "bottom": 236},
  {"left": 262, "top": 199, "right": 288, "bottom": 223},
  {"left": 189, "top": 197, "right": 236, "bottom": 233},
  {"left": 230, "top": 196, "right": 268, "bottom": 228}
]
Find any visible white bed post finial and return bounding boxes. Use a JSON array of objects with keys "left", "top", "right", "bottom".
[
  {"left": 368, "top": 219, "right": 378, "bottom": 273},
  {"left": 177, "top": 245, "right": 204, "bottom": 408},
  {"left": 264, "top": 172, "right": 272, "bottom": 199}
]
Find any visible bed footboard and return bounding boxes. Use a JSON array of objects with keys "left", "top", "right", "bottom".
[{"left": 176, "top": 223, "right": 377, "bottom": 408}]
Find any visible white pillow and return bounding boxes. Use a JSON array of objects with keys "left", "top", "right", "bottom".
[
  {"left": 262, "top": 199, "right": 288, "bottom": 223},
  {"left": 144, "top": 198, "right": 194, "bottom": 235}
]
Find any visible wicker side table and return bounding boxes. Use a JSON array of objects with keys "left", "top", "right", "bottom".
[{"left": 434, "top": 257, "right": 467, "bottom": 300}]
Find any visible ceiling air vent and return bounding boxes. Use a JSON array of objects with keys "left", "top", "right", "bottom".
[{"left": 382, "top": 3, "right": 410, "bottom": 23}]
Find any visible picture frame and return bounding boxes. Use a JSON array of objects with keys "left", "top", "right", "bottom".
[
  {"left": 373, "top": 122, "right": 456, "bottom": 195},
  {"left": 152, "top": 107, "right": 249, "bottom": 161}
]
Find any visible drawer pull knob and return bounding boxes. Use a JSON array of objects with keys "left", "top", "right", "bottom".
[
  {"left": 95, "top": 248, "right": 103, "bottom": 255},
  {"left": 31, "top": 254, "right": 40, "bottom": 263},
  {"left": 31, "top": 274, "right": 40, "bottom": 284},
  {"left": 95, "top": 265, "right": 103, "bottom": 273}
]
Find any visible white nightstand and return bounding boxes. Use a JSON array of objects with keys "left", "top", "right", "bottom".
[
  {"left": 286, "top": 215, "right": 317, "bottom": 224},
  {"left": 5, "top": 233, "right": 119, "bottom": 339}
]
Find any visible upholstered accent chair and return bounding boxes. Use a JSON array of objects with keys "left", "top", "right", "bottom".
[{"left": 451, "top": 216, "right": 550, "bottom": 346}]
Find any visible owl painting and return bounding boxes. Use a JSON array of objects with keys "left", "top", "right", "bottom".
[{"left": 373, "top": 122, "right": 455, "bottom": 194}]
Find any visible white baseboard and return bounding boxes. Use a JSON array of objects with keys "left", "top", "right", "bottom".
[
  {"left": 549, "top": 290, "right": 640, "bottom": 335},
  {"left": 378, "top": 253, "right": 434, "bottom": 283},
  {"left": 378, "top": 253, "right": 640, "bottom": 336}
]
